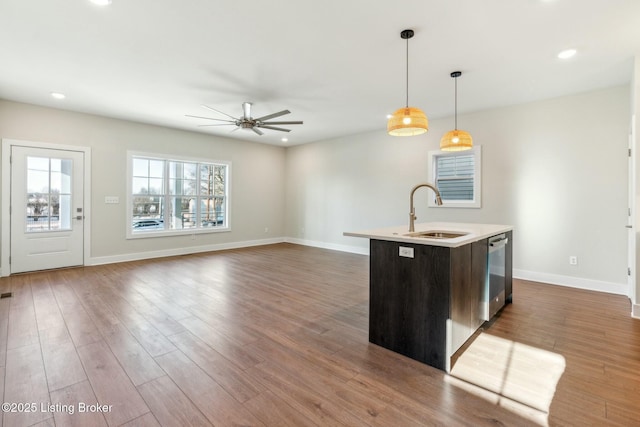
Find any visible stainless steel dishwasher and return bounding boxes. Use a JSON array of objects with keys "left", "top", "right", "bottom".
[{"left": 486, "top": 233, "right": 509, "bottom": 319}]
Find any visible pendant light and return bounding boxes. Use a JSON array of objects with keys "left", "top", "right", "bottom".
[
  {"left": 440, "top": 71, "right": 473, "bottom": 151},
  {"left": 387, "top": 29, "right": 428, "bottom": 136}
]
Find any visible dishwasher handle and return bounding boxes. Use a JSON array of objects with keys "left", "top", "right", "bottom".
[{"left": 489, "top": 236, "right": 509, "bottom": 250}]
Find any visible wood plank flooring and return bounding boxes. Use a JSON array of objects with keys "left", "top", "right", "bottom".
[{"left": 0, "top": 243, "right": 638, "bottom": 426}]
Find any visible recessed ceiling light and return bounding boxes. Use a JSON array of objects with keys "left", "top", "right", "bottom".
[
  {"left": 557, "top": 49, "right": 577, "bottom": 59},
  {"left": 386, "top": 114, "right": 393, "bottom": 119},
  {"left": 281, "top": 137, "right": 288, "bottom": 143},
  {"left": 50, "top": 92, "right": 66, "bottom": 100},
  {"left": 90, "top": 0, "right": 112, "bottom": 5}
]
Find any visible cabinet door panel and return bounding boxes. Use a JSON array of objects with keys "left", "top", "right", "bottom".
[
  {"left": 505, "top": 231, "right": 513, "bottom": 302},
  {"left": 369, "top": 239, "right": 450, "bottom": 369},
  {"left": 471, "top": 239, "right": 488, "bottom": 327},
  {"left": 450, "top": 245, "right": 473, "bottom": 354}
]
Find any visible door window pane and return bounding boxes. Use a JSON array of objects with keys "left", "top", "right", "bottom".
[
  {"left": 58, "top": 194, "right": 72, "bottom": 230},
  {"left": 27, "top": 170, "right": 49, "bottom": 193},
  {"left": 25, "top": 156, "right": 72, "bottom": 232},
  {"left": 27, "top": 156, "right": 49, "bottom": 171}
]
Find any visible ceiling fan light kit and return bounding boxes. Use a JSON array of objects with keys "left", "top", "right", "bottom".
[
  {"left": 387, "top": 29, "right": 428, "bottom": 137},
  {"left": 440, "top": 71, "right": 473, "bottom": 151},
  {"left": 187, "top": 102, "right": 303, "bottom": 136}
]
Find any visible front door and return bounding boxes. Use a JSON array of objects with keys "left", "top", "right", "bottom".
[{"left": 10, "top": 146, "right": 85, "bottom": 273}]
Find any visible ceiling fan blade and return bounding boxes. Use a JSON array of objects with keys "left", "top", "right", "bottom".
[
  {"left": 254, "top": 110, "right": 290, "bottom": 122},
  {"left": 251, "top": 127, "right": 264, "bottom": 136},
  {"left": 261, "top": 121, "right": 303, "bottom": 125},
  {"left": 258, "top": 125, "right": 291, "bottom": 132},
  {"left": 197, "top": 124, "right": 234, "bottom": 127},
  {"left": 186, "top": 114, "right": 236, "bottom": 123},
  {"left": 201, "top": 105, "right": 239, "bottom": 120}
]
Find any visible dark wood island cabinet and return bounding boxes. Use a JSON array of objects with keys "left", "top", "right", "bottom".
[{"left": 360, "top": 226, "right": 513, "bottom": 372}]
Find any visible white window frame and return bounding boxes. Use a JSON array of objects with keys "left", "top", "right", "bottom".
[
  {"left": 126, "top": 151, "right": 231, "bottom": 239},
  {"left": 428, "top": 146, "right": 482, "bottom": 208}
]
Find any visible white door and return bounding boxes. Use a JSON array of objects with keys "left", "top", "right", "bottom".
[{"left": 10, "top": 146, "right": 85, "bottom": 273}]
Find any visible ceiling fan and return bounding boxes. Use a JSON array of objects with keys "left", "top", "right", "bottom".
[{"left": 186, "top": 102, "right": 303, "bottom": 135}]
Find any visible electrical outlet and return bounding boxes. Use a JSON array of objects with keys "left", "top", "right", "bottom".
[
  {"left": 264, "top": 227, "right": 269, "bottom": 233},
  {"left": 569, "top": 256, "right": 578, "bottom": 265},
  {"left": 399, "top": 246, "right": 414, "bottom": 258}
]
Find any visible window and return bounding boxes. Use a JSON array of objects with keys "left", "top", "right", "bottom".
[
  {"left": 26, "top": 156, "right": 72, "bottom": 232},
  {"left": 128, "top": 152, "right": 230, "bottom": 238},
  {"left": 428, "top": 146, "right": 481, "bottom": 208}
]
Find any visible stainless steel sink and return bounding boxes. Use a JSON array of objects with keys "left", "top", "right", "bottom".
[{"left": 404, "top": 230, "right": 468, "bottom": 239}]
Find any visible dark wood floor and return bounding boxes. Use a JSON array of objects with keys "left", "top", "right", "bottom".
[{"left": 0, "top": 243, "right": 638, "bottom": 426}]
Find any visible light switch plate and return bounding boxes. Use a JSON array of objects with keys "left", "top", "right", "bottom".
[
  {"left": 399, "top": 246, "right": 414, "bottom": 258},
  {"left": 105, "top": 196, "right": 120, "bottom": 204}
]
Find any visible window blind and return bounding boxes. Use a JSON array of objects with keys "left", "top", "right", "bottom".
[{"left": 435, "top": 154, "right": 474, "bottom": 201}]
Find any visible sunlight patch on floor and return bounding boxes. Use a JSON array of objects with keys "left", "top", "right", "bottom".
[
  {"left": 448, "top": 332, "right": 566, "bottom": 426},
  {"left": 445, "top": 375, "right": 550, "bottom": 426}
]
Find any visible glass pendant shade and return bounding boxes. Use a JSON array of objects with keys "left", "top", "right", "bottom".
[
  {"left": 440, "top": 129, "right": 473, "bottom": 151},
  {"left": 387, "top": 107, "right": 428, "bottom": 136}
]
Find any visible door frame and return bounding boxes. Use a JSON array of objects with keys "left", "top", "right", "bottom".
[
  {"left": 1, "top": 138, "right": 92, "bottom": 277},
  {"left": 632, "top": 113, "right": 639, "bottom": 317},
  {"left": 629, "top": 123, "right": 636, "bottom": 304}
]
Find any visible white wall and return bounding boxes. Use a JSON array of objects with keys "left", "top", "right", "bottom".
[
  {"left": 0, "top": 100, "right": 286, "bottom": 269},
  {"left": 0, "top": 87, "right": 632, "bottom": 297},
  {"left": 285, "top": 86, "right": 630, "bottom": 295}
]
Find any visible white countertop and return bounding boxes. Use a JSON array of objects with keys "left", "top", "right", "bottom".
[{"left": 343, "top": 222, "right": 513, "bottom": 248}]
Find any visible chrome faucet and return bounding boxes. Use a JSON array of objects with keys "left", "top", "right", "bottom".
[{"left": 409, "top": 183, "right": 443, "bottom": 232}]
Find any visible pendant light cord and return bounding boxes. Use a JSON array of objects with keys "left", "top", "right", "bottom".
[
  {"left": 405, "top": 36, "right": 409, "bottom": 107},
  {"left": 454, "top": 75, "right": 458, "bottom": 130}
]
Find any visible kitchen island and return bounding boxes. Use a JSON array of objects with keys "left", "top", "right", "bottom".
[{"left": 344, "top": 222, "right": 513, "bottom": 372}]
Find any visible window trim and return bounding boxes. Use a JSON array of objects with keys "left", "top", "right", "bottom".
[
  {"left": 126, "top": 151, "right": 231, "bottom": 239},
  {"left": 428, "top": 146, "right": 482, "bottom": 208}
]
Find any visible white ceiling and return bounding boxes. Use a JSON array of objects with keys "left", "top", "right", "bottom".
[{"left": 1, "top": 0, "right": 639, "bottom": 146}]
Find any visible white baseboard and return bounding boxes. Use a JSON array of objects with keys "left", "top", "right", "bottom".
[
  {"left": 289, "top": 239, "right": 632, "bottom": 298},
  {"left": 633, "top": 304, "right": 640, "bottom": 319},
  {"left": 89, "top": 237, "right": 285, "bottom": 266},
  {"left": 514, "top": 269, "right": 630, "bottom": 296},
  {"left": 284, "top": 237, "right": 369, "bottom": 255},
  {"left": 11, "top": 234, "right": 633, "bottom": 307}
]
